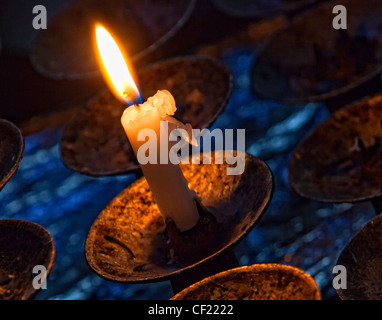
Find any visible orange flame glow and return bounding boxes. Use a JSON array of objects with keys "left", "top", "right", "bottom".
[{"left": 95, "top": 25, "right": 141, "bottom": 105}]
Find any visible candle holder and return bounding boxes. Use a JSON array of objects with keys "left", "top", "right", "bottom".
[
  {"left": 0, "top": 119, "right": 24, "bottom": 190},
  {"left": 60, "top": 56, "right": 232, "bottom": 176},
  {"left": 171, "top": 264, "right": 321, "bottom": 300},
  {"left": 85, "top": 151, "right": 273, "bottom": 293},
  {"left": 251, "top": 0, "right": 382, "bottom": 105},
  {"left": 0, "top": 219, "right": 55, "bottom": 300},
  {"left": 336, "top": 214, "right": 382, "bottom": 300},
  {"left": 288, "top": 93, "right": 382, "bottom": 213},
  {"left": 30, "top": 0, "right": 197, "bottom": 80}
]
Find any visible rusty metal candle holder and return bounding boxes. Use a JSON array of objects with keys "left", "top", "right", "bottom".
[
  {"left": 0, "top": 219, "right": 55, "bottom": 300},
  {"left": 85, "top": 151, "right": 273, "bottom": 293},
  {"left": 171, "top": 264, "right": 321, "bottom": 300},
  {"left": 288, "top": 93, "right": 382, "bottom": 213},
  {"left": 30, "top": 0, "right": 197, "bottom": 80},
  {"left": 336, "top": 214, "right": 382, "bottom": 300},
  {"left": 0, "top": 119, "right": 24, "bottom": 190},
  {"left": 251, "top": 0, "right": 382, "bottom": 105},
  {"left": 60, "top": 56, "right": 232, "bottom": 176}
]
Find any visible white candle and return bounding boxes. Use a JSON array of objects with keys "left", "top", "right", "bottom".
[
  {"left": 95, "top": 25, "right": 199, "bottom": 232},
  {"left": 121, "top": 90, "right": 199, "bottom": 231}
]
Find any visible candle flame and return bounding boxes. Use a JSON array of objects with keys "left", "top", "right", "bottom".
[{"left": 95, "top": 25, "right": 141, "bottom": 105}]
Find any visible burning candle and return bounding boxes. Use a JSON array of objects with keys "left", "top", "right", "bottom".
[{"left": 94, "top": 25, "right": 199, "bottom": 231}]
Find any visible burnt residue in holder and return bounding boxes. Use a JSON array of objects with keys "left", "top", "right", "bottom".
[
  {"left": 288, "top": 94, "right": 382, "bottom": 208},
  {"left": 171, "top": 264, "right": 321, "bottom": 300},
  {"left": 0, "top": 119, "right": 24, "bottom": 190},
  {"left": 336, "top": 214, "right": 382, "bottom": 300},
  {"left": 60, "top": 56, "right": 232, "bottom": 176},
  {"left": 30, "top": 0, "right": 197, "bottom": 80},
  {"left": 0, "top": 219, "right": 55, "bottom": 300},
  {"left": 85, "top": 151, "right": 273, "bottom": 293},
  {"left": 251, "top": 0, "right": 382, "bottom": 105}
]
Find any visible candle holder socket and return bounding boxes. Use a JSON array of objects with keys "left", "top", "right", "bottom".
[
  {"left": 252, "top": 0, "right": 382, "bottom": 105},
  {"left": 85, "top": 151, "right": 273, "bottom": 293},
  {"left": 30, "top": 0, "right": 197, "bottom": 80},
  {"left": 336, "top": 214, "right": 382, "bottom": 300},
  {"left": 0, "top": 219, "right": 55, "bottom": 300},
  {"left": 171, "top": 263, "right": 321, "bottom": 300},
  {"left": 289, "top": 93, "right": 382, "bottom": 212},
  {"left": 0, "top": 119, "right": 24, "bottom": 190}
]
